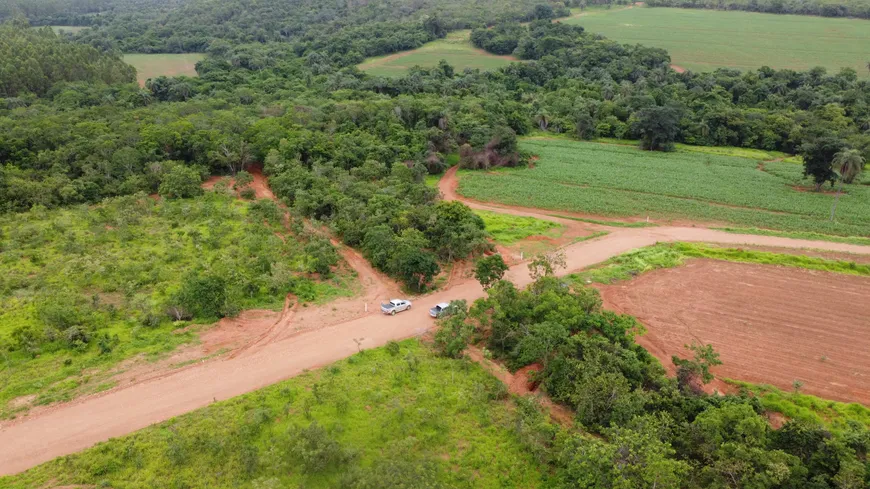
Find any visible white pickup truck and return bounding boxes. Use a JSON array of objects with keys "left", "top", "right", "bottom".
[{"left": 381, "top": 299, "right": 412, "bottom": 315}]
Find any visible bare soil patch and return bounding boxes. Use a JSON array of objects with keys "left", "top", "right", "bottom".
[{"left": 600, "top": 259, "right": 870, "bottom": 405}]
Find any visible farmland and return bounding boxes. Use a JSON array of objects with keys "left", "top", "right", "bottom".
[
  {"left": 3, "top": 340, "right": 546, "bottom": 489},
  {"left": 357, "top": 30, "right": 516, "bottom": 77},
  {"left": 596, "top": 252, "right": 870, "bottom": 405},
  {"left": 123, "top": 53, "right": 204, "bottom": 86},
  {"left": 0, "top": 192, "right": 350, "bottom": 418},
  {"left": 457, "top": 138, "right": 870, "bottom": 237},
  {"left": 565, "top": 7, "right": 870, "bottom": 76},
  {"left": 48, "top": 25, "right": 88, "bottom": 35}
]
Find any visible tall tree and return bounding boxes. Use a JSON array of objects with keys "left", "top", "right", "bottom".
[
  {"left": 800, "top": 137, "right": 847, "bottom": 191},
  {"left": 830, "top": 148, "right": 866, "bottom": 220}
]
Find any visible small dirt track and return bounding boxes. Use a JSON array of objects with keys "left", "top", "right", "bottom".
[{"left": 2, "top": 171, "right": 870, "bottom": 476}]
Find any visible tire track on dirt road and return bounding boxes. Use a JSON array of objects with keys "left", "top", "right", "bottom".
[{"left": 2, "top": 170, "right": 870, "bottom": 476}]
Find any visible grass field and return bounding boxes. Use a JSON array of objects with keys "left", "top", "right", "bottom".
[
  {"left": 458, "top": 138, "right": 870, "bottom": 237},
  {"left": 3, "top": 340, "right": 546, "bottom": 489},
  {"left": 564, "top": 7, "right": 870, "bottom": 76},
  {"left": 123, "top": 53, "right": 205, "bottom": 86},
  {"left": 0, "top": 193, "right": 351, "bottom": 418},
  {"left": 358, "top": 30, "right": 516, "bottom": 77},
  {"left": 49, "top": 26, "right": 89, "bottom": 35},
  {"left": 475, "top": 210, "right": 563, "bottom": 245}
]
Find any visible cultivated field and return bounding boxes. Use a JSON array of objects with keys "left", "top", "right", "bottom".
[
  {"left": 123, "top": 53, "right": 205, "bottom": 86},
  {"left": 457, "top": 138, "right": 870, "bottom": 237},
  {"left": 565, "top": 7, "right": 870, "bottom": 76},
  {"left": 600, "top": 258, "right": 870, "bottom": 405},
  {"left": 358, "top": 30, "right": 516, "bottom": 77},
  {"left": 4, "top": 341, "right": 546, "bottom": 488}
]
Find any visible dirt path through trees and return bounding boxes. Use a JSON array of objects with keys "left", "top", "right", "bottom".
[{"left": 2, "top": 171, "right": 870, "bottom": 476}]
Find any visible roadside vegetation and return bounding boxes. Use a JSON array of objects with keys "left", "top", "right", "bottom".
[
  {"left": 3, "top": 340, "right": 546, "bottom": 489},
  {"left": 567, "top": 7, "right": 870, "bottom": 75},
  {"left": 0, "top": 191, "right": 351, "bottom": 418},
  {"left": 567, "top": 242, "right": 870, "bottom": 285},
  {"left": 474, "top": 210, "right": 562, "bottom": 245},
  {"left": 458, "top": 139, "right": 870, "bottom": 236}
]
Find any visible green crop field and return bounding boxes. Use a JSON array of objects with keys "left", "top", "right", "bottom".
[
  {"left": 358, "top": 30, "right": 517, "bottom": 77},
  {"left": 3, "top": 340, "right": 546, "bottom": 489},
  {"left": 124, "top": 53, "right": 205, "bottom": 86},
  {"left": 564, "top": 7, "right": 870, "bottom": 76},
  {"left": 458, "top": 138, "right": 870, "bottom": 237},
  {"left": 0, "top": 192, "right": 352, "bottom": 418}
]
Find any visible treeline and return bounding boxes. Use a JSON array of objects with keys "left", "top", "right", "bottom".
[
  {"left": 436, "top": 271, "right": 870, "bottom": 488},
  {"left": 646, "top": 0, "right": 870, "bottom": 19},
  {"left": 470, "top": 21, "right": 870, "bottom": 155},
  {"left": 48, "top": 0, "right": 572, "bottom": 60},
  {"left": 0, "top": 21, "right": 135, "bottom": 97}
]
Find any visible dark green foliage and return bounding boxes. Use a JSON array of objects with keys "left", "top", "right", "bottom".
[
  {"left": 474, "top": 254, "right": 509, "bottom": 289},
  {"left": 0, "top": 21, "right": 135, "bottom": 97},
  {"left": 170, "top": 271, "right": 234, "bottom": 320},
  {"left": 433, "top": 300, "right": 472, "bottom": 358},
  {"left": 304, "top": 237, "right": 340, "bottom": 277},
  {"left": 286, "top": 421, "right": 357, "bottom": 473},
  {"left": 636, "top": 105, "right": 683, "bottom": 152},
  {"left": 801, "top": 137, "right": 848, "bottom": 190},
  {"left": 646, "top": 0, "right": 870, "bottom": 20},
  {"left": 672, "top": 342, "right": 723, "bottom": 393},
  {"left": 157, "top": 165, "right": 203, "bottom": 199}
]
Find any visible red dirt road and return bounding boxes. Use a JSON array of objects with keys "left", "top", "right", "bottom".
[
  {"left": 2, "top": 171, "right": 870, "bottom": 475},
  {"left": 602, "top": 259, "right": 870, "bottom": 405}
]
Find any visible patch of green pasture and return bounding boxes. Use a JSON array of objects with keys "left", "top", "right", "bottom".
[
  {"left": 475, "top": 209, "right": 563, "bottom": 245},
  {"left": 49, "top": 25, "right": 89, "bottom": 34},
  {"left": 565, "top": 7, "right": 870, "bottom": 76},
  {"left": 4, "top": 340, "right": 547, "bottom": 489},
  {"left": 458, "top": 138, "right": 870, "bottom": 236},
  {"left": 123, "top": 53, "right": 205, "bottom": 85},
  {"left": 729, "top": 381, "right": 870, "bottom": 432},
  {"left": 358, "top": 30, "right": 516, "bottom": 77},
  {"left": 424, "top": 173, "right": 442, "bottom": 188},
  {"left": 567, "top": 242, "right": 870, "bottom": 285}
]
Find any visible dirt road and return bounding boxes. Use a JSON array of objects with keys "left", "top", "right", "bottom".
[{"left": 2, "top": 173, "right": 870, "bottom": 476}]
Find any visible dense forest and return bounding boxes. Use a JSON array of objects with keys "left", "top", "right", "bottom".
[
  {"left": 0, "top": 20, "right": 135, "bottom": 96},
  {"left": 646, "top": 0, "right": 870, "bottom": 19}
]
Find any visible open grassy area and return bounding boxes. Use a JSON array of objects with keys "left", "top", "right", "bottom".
[
  {"left": 3, "top": 340, "right": 546, "bottom": 489},
  {"left": 357, "top": 30, "right": 516, "bottom": 77},
  {"left": 49, "top": 25, "right": 89, "bottom": 35},
  {"left": 458, "top": 138, "right": 870, "bottom": 236},
  {"left": 124, "top": 53, "right": 205, "bottom": 86},
  {"left": 730, "top": 382, "right": 870, "bottom": 433},
  {"left": 475, "top": 210, "right": 563, "bottom": 245},
  {"left": 566, "top": 242, "right": 870, "bottom": 285},
  {"left": 564, "top": 7, "right": 870, "bottom": 76},
  {"left": 0, "top": 192, "right": 351, "bottom": 418}
]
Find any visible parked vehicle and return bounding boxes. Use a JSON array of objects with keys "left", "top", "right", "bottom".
[
  {"left": 429, "top": 302, "right": 451, "bottom": 318},
  {"left": 381, "top": 299, "right": 412, "bottom": 315}
]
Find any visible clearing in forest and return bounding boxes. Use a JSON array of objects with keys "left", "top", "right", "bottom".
[
  {"left": 599, "top": 258, "right": 870, "bottom": 405},
  {"left": 124, "top": 53, "right": 205, "bottom": 86},
  {"left": 49, "top": 26, "right": 89, "bottom": 35},
  {"left": 457, "top": 138, "right": 870, "bottom": 237},
  {"left": 564, "top": 7, "right": 870, "bottom": 76},
  {"left": 357, "top": 30, "right": 516, "bottom": 77}
]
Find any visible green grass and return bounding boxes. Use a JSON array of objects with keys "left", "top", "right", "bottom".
[
  {"left": 0, "top": 192, "right": 352, "bottom": 418},
  {"left": 358, "top": 30, "right": 516, "bottom": 77},
  {"left": 714, "top": 227, "right": 870, "bottom": 246},
  {"left": 425, "top": 173, "right": 443, "bottom": 188},
  {"left": 564, "top": 7, "right": 870, "bottom": 76},
  {"left": 475, "top": 210, "right": 563, "bottom": 245},
  {"left": 123, "top": 53, "right": 205, "bottom": 85},
  {"left": 458, "top": 138, "right": 870, "bottom": 237},
  {"left": 4, "top": 340, "right": 546, "bottom": 489},
  {"left": 568, "top": 242, "right": 870, "bottom": 284},
  {"left": 48, "top": 25, "right": 89, "bottom": 34},
  {"left": 730, "top": 381, "right": 870, "bottom": 432}
]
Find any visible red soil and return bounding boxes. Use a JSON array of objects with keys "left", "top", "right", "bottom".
[{"left": 601, "top": 259, "right": 870, "bottom": 405}]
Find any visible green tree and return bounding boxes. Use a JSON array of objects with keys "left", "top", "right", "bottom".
[
  {"left": 474, "top": 254, "right": 509, "bottom": 289},
  {"left": 672, "top": 342, "right": 722, "bottom": 393},
  {"left": 800, "top": 137, "right": 846, "bottom": 191},
  {"left": 158, "top": 165, "right": 203, "bottom": 199},
  {"left": 234, "top": 170, "right": 254, "bottom": 190},
  {"left": 635, "top": 105, "right": 682, "bottom": 152},
  {"left": 528, "top": 250, "right": 566, "bottom": 280}
]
